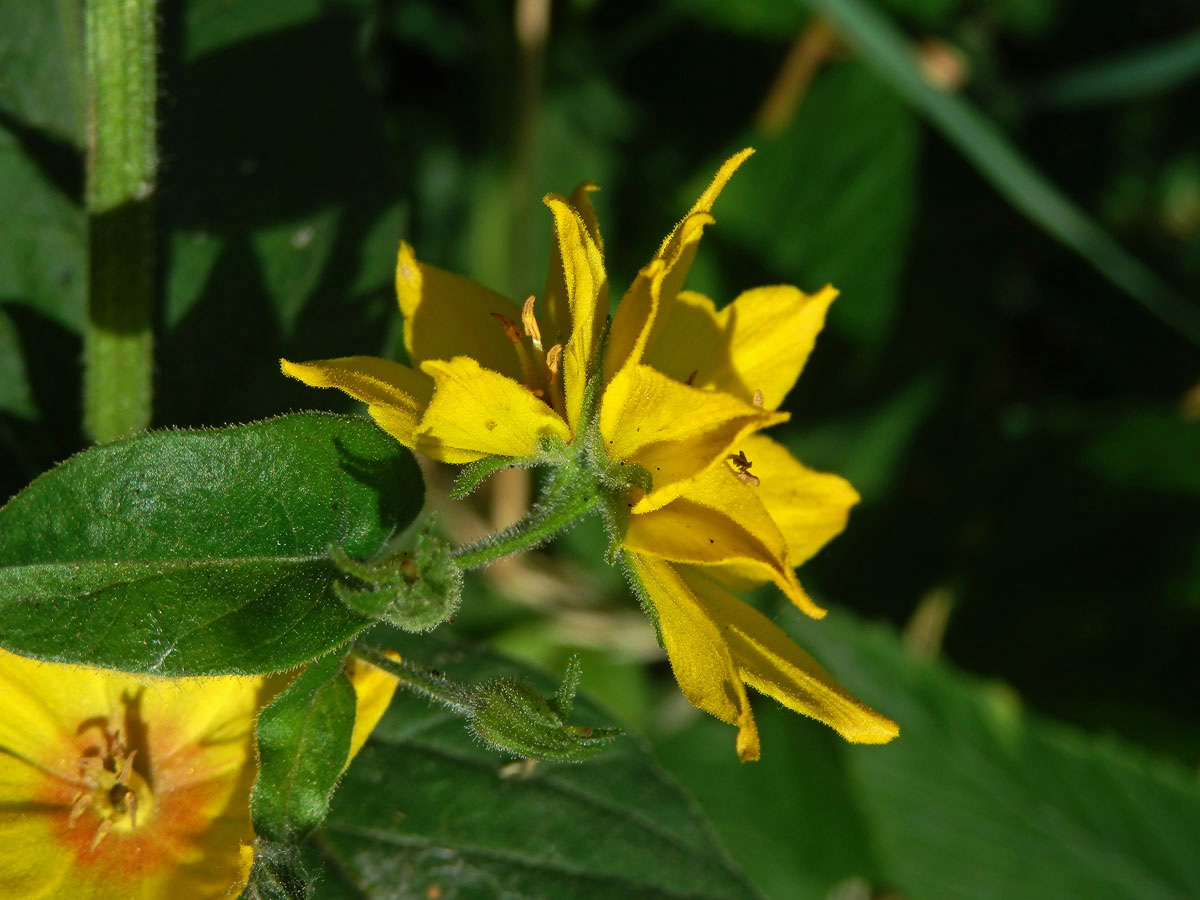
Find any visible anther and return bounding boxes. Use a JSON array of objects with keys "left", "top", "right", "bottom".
[
  {"left": 752, "top": 389, "right": 764, "bottom": 409},
  {"left": 116, "top": 749, "right": 137, "bottom": 785},
  {"left": 545, "top": 343, "right": 562, "bottom": 382},
  {"left": 91, "top": 819, "right": 112, "bottom": 851},
  {"left": 68, "top": 792, "right": 93, "bottom": 827},
  {"left": 127, "top": 790, "right": 139, "bottom": 830},
  {"left": 521, "top": 295, "right": 543, "bottom": 350}
]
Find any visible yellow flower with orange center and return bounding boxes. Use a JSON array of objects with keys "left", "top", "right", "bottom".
[
  {"left": 0, "top": 647, "right": 399, "bottom": 899},
  {"left": 282, "top": 149, "right": 898, "bottom": 759}
]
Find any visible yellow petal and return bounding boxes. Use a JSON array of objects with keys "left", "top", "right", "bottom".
[
  {"left": 680, "top": 567, "right": 899, "bottom": 744},
  {"left": 628, "top": 554, "right": 760, "bottom": 760},
  {"left": 416, "top": 356, "right": 570, "bottom": 460},
  {"left": 280, "top": 356, "right": 433, "bottom": 450},
  {"left": 604, "top": 149, "right": 755, "bottom": 385},
  {"left": 343, "top": 650, "right": 402, "bottom": 768},
  {"left": 623, "top": 461, "right": 825, "bottom": 619},
  {"left": 544, "top": 194, "right": 609, "bottom": 436},
  {"left": 599, "top": 364, "right": 786, "bottom": 512},
  {"left": 0, "top": 811, "right": 69, "bottom": 899},
  {"left": 741, "top": 435, "right": 860, "bottom": 565},
  {"left": 395, "top": 241, "right": 525, "bottom": 381},
  {"left": 542, "top": 181, "right": 603, "bottom": 349},
  {"left": 0, "top": 651, "right": 109, "bottom": 766},
  {"left": 661, "top": 148, "right": 756, "bottom": 258},
  {"left": 603, "top": 215, "right": 710, "bottom": 384},
  {"left": 645, "top": 284, "right": 837, "bottom": 410},
  {"left": 0, "top": 648, "right": 266, "bottom": 900}
]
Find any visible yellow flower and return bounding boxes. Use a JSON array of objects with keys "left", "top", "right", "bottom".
[
  {"left": 282, "top": 149, "right": 897, "bottom": 759},
  {"left": 0, "top": 647, "right": 400, "bottom": 899}
]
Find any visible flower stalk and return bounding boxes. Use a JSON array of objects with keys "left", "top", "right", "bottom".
[
  {"left": 83, "top": 0, "right": 158, "bottom": 442},
  {"left": 452, "top": 461, "right": 603, "bottom": 570}
]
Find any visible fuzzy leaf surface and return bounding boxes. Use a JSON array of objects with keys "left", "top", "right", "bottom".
[
  {"left": 0, "top": 412, "right": 422, "bottom": 675},
  {"left": 310, "top": 631, "right": 761, "bottom": 900}
]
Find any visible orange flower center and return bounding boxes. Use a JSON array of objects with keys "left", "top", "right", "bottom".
[{"left": 66, "top": 724, "right": 155, "bottom": 851}]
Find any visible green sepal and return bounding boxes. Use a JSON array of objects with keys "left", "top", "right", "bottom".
[
  {"left": 551, "top": 653, "right": 583, "bottom": 719},
  {"left": 468, "top": 661, "right": 621, "bottom": 762},
  {"left": 451, "top": 454, "right": 517, "bottom": 499},
  {"left": 332, "top": 516, "right": 462, "bottom": 632},
  {"left": 352, "top": 645, "right": 619, "bottom": 762}
]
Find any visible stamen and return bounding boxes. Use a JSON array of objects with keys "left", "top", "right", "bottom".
[
  {"left": 127, "top": 790, "right": 139, "bottom": 830},
  {"left": 544, "top": 343, "right": 564, "bottom": 414},
  {"left": 116, "top": 749, "right": 137, "bottom": 785},
  {"left": 493, "top": 313, "right": 541, "bottom": 393},
  {"left": 521, "top": 295, "right": 543, "bottom": 351},
  {"left": 91, "top": 819, "right": 112, "bottom": 851},
  {"left": 490, "top": 313, "right": 524, "bottom": 345},
  {"left": 752, "top": 389, "right": 764, "bottom": 409},
  {"left": 68, "top": 792, "right": 93, "bottom": 827}
]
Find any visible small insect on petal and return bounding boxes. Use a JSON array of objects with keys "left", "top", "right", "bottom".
[{"left": 727, "top": 450, "right": 761, "bottom": 487}]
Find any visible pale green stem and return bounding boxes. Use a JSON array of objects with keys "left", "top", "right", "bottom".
[
  {"left": 451, "top": 487, "right": 600, "bottom": 571},
  {"left": 83, "top": 0, "right": 158, "bottom": 442},
  {"left": 351, "top": 644, "right": 473, "bottom": 715}
]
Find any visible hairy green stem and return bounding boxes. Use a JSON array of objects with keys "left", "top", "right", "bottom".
[
  {"left": 351, "top": 644, "right": 473, "bottom": 715},
  {"left": 451, "top": 474, "right": 602, "bottom": 570},
  {"left": 83, "top": 0, "right": 158, "bottom": 442}
]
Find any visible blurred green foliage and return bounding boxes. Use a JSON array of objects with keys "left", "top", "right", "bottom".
[{"left": 2, "top": 0, "right": 1199, "bottom": 897}]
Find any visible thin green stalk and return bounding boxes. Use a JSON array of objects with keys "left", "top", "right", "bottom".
[
  {"left": 351, "top": 644, "right": 473, "bottom": 715},
  {"left": 83, "top": 0, "right": 158, "bottom": 442},
  {"left": 452, "top": 470, "right": 602, "bottom": 570}
]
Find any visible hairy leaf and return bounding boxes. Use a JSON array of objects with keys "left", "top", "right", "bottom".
[{"left": 0, "top": 412, "right": 423, "bottom": 675}]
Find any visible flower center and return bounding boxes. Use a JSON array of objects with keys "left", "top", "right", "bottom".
[
  {"left": 492, "top": 295, "right": 563, "bottom": 413},
  {"left": 68, "top": 726, "right": 155, "bottom": 851}
]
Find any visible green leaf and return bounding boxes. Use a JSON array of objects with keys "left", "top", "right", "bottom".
[
  {"left": 785, "top": 376, "right": 939, "bottom": 502},
  {"left": 311, "top": 632, "right": 761, "bottom": 900},
  {"left": 0, "top": 412, "right": 423, "bottom": 675},
  {"left": 713, "top": 63, "right": 918, "bottom": 348},
  {"left": 160, "top": 0, "right": 406, "bottom": 427},
  {"left": 253, "top": 651, "right": 357, "bottom": 843},
  {"left": 661, "top": 606, "right": 1200, "bottom": 900},
  {"left": 795, "top": 0, "right": 1200, "bottom": 349},
  {"left": 1081, "top": 410, "right": 1200, "bottom": 496},
  {"left": 0, "top": 0, "right": 85, "bottom": 145},
  {"left": 657, "top": 708, "right": 881, "bottom": 900},
  {"left": 0, "top": 120, "right": 85, "bottom": 331},
  {"left": 1030, "top": 30, "right": 1200, "bottom": 110}
]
